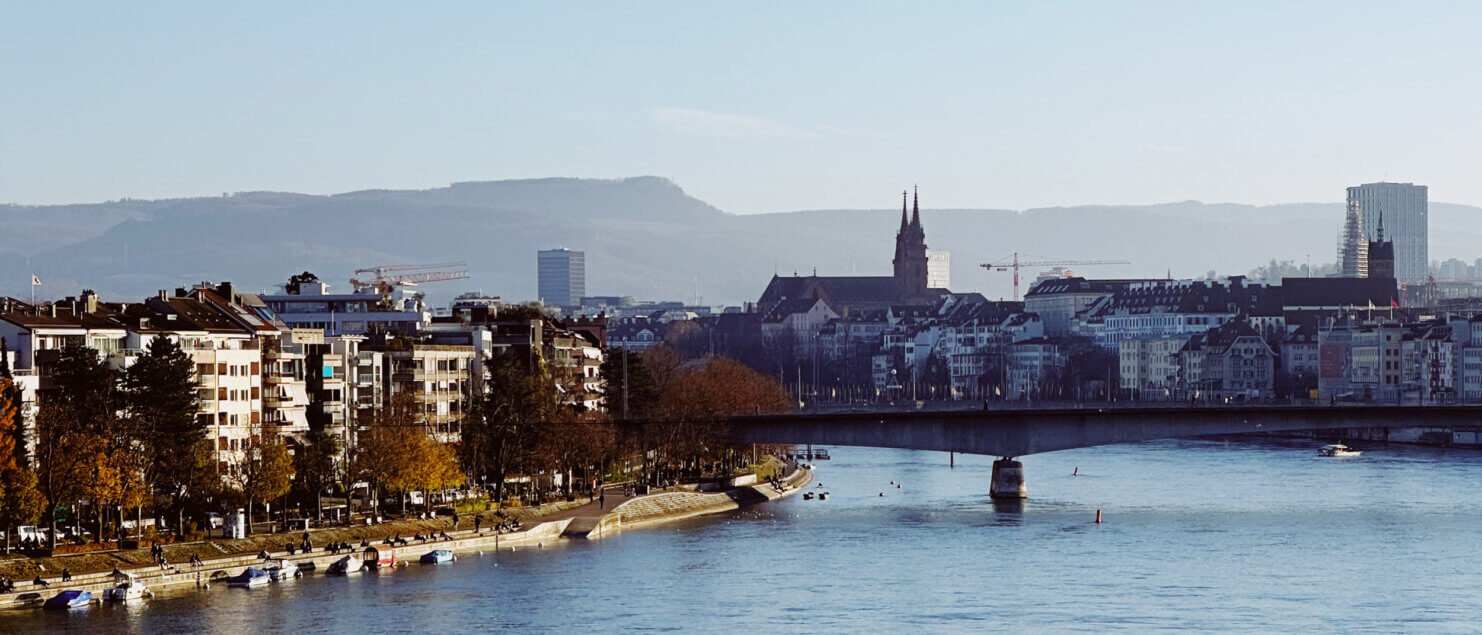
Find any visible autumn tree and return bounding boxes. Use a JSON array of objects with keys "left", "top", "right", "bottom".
[
  {"left": 645, "top": 356, "right": 791, "bottom": 482},
  {"left": 0, "top": 375, "right": 43, "bottom": 552},
  {"left": 0, "top": 338, "right": 27, "bottom": 468},
  {"left": 233, "top": 426, "right": 293, "bottom": 535},
  {"left": 353, "top": 394, "right": 422, "bottom": 516},
  {"left": 35, "top": 343, "right": 120, "bottom": 546}
]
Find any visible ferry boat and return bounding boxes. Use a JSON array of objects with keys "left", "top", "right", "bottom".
[
  {"left": 419, "top": 549, "right": 455, "bottom": 565},
  {"left": 1317, "top": 443, "right": 1362, "bottom": 457},
  {"left": 42, "top": 590, "right": 92, "bottom": 610},
  {"left": 226, "top": 567, "right": 271, "bottom": 588}
]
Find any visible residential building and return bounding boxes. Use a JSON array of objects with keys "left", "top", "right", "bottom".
[{"left": 926, "top": 249, "right": 951, "bottom": 290}]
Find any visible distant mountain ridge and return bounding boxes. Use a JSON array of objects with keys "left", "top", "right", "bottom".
[{"left": 2, "top": 177, "right": 1479, "bottom": 306}]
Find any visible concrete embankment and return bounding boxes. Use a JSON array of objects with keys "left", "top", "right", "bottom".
[
  {"left": 563, "top": 466, "right": 813, "bottom": 539},
  {"left": 0, "top": 466, "right": 814, "bottom": 612},
  {"left": 0, "top": 517, "right": 571, "bottom": 612}
]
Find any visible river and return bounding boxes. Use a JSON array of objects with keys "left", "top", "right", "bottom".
[{"left": 11, "top": 437, "right": 1482, "bottom": 632}]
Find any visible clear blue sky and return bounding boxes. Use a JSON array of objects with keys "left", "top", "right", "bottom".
[{"left": 4, "top": 2, "right": 1481, "bottom": 212}]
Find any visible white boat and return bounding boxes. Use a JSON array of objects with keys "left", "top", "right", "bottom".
[
  {"left": 264, "top": 559, "right": 301, "bottom": 581},
  {"left": 102, "top": 571, "right": 149, "bottom": 602},
  {"left": 1318, "top": 443, "right": 1362, "bottom": 457},
  {"left": 326, "top": 554, "right": 364, "bottom": 575},
  {"left": 226, "top": 567, "right": 271, "bottom": 588},
  {"left": 419, "top": 549, "right": 455, "bottom": 565}
]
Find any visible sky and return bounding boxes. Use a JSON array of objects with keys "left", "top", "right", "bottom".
[{"left": 4, "top": 2, "right": 1482, "bottom": 213}]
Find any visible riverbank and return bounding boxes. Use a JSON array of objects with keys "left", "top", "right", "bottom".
[{"left": 0, "top": 464, "right": 813, "bottom": 612}]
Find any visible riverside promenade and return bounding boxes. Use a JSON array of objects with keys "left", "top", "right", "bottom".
[{"left": 0, "top": 464, "right": 812, "bottom": 612}]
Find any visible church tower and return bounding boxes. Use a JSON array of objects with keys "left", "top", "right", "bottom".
[
  {"left": 893, "top": 187, "right": 929, "bottom": 297},
  {"left": 1367, "top": 212, "right": 1395, "bottom": 280}
]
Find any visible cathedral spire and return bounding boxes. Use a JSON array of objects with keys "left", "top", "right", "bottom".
[
  {"left": 900, "top": 190, "right": 908, "bottom": 229},
  {"left": 1376, "top": 211, "right": 1385, "bottom": 242},
  {"left": 911, "top": 185, "right": 920, "bottom": 227}
]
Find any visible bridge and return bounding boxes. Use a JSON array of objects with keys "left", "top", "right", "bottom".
[{"left": 727, "top": 405, "right": 1482, "bottom": 499}]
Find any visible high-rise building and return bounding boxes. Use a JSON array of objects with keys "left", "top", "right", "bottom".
[
  {"left": 538, "top": 248, "right": 586, "bottom": 306},
  {"left": 926, "top": 249, "right": 951, "bottom": 290},
  {"left": 1338, "top": 201, "right": 1368, "bottom": 278},
  {"left": 1347, "top": 183, "right": 1427, "bottom": 282}
]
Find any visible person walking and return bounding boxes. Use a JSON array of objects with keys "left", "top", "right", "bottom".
[{"left": 600, "top": 490, "right": 606, "bottom": 510}]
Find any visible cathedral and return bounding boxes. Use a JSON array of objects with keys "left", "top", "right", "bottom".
[{"left": 757, "top": 188, "right": 945, "bottom": 317}]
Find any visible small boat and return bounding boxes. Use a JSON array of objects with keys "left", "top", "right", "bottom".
[
  {"left": 363, "top": 547, "right": 397, "bottom": 570},
  {"left": 326, "top": 554, "right": 364, "bottom": 576},
  {"left": 1318, "top": 444, "right": 1362, "bottom": 457},
  {"left": 813, "top": 449, "right": 830, "bottom": 460},
  {"left": 419, "top": 549, "right": 455, "bottom": 565},
  {"left": 264, "top": 559, "right": 301, "bottom": 581},
  {"left": 226, "top": 567, "right": 271, "bottom": 588},
  {"left": 818, "top": 492, "right": 829, "bottom": 500},
  {"left": 43, "top": 590, "right": 93, "bottom": 610},
  {"left": 102, "top": 572, "right": 149, "bottom": 602},
  {"left": 803, "top": 492, "right": 814, "bottom": 500}
]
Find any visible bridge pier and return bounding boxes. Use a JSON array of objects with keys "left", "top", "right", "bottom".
[{"left": 990, "top": 458, "right": 1027, "bottom": 500}]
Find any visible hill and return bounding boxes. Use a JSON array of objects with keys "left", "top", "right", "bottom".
[{"left": 3, "top": 177, "right": 1479, "bottom": 305}]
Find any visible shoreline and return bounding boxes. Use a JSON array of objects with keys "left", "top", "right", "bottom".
[{"left": 0, "top": 465, "right": 813, "bottom": 613}]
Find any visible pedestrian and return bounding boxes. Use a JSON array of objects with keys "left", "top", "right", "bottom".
[
  {"left": 61, "top": 568, "right": 70, "bottom": 582},
  {"left": 600, "top": 490, "right": 606, "bottom": 510},
  {"left": 474, "top": 515, "right": 482, "bottom": 534}
]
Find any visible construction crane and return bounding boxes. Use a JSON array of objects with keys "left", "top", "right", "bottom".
[
  {"left": 350, "top": 262, "right": 470, "bottom": 293},
  {"left": 979, "top": 252, "right": 1130, "bottom": 301}
]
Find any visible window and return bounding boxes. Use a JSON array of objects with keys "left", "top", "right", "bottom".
[
  {"left": 250, "top": 411, "right": 260, "bottom": 425},
  {"left": 218, "top": 387, "right": 227, "bottom": 400},
  {"left": 197, "top": 363, "right": 213, "bottom": 377},
  {"left": 251, "top": 362, "right": 260, "bottom": 375},
  {"left": 218, "top": 436, "right": 228, "bottom": 451},
  {"left": 218, "top": 362, "right": 227, "bottom": 375},
  {"left": 251, "top": 386, "right": 260, "bottom": 400}
]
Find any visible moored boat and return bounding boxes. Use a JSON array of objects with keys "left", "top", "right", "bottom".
[
  {"left": 419, "top": 549, "right": 454, "bottom": 565},
  {"left": 42, "top": 590, "right": 93, "bottom": 610},
  {"left": 327, "top": 554, "right": 364, "bottom": 575},
  {"left": 363, "top": 547, "right": 398, "bottom": 570},
  {"left": 226, "top": 567, "right": 271, "bottom": 588},
  {"left": 102, "top": 571, "right": 149, "bottom": 602},
  {"left": 1317, "top": 443, "right": 1362, "bottom": 457},
  {"left": 264, "top": 559, "right": 301, "bottom": 581}
]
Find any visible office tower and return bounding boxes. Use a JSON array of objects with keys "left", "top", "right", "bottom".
[
  {"left": 926, "top": 249, "right": 951, "bottom": 290},
  {"left": 538, "top": 248, "right": 585, "bottom": 306},
  {"left": 1346, "top": 182, "right": 1427, "bottom": 282}
]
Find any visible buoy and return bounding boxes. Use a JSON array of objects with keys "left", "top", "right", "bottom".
[
  {"left": 1095, "top": 509, "right": 1102, "bottom": 524},
  {"left": 896, "top": 484, "right": 901, "bottom": 489},
  {"left": 878, "top": 492, "right": 884, "bottom": 497},
  {"left": 1073, "top": 467, "right": 1079, "bottom": 476}
]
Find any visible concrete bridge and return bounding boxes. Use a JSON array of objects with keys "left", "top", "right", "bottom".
[{"left": 727, "top": 405, "right": 1482, "bottom": 499}]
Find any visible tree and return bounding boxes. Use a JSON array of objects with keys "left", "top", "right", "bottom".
[
  {"left": 460, "top": 349, "right": 554, "bottom": 504},
  {"left": 292, "top": 429, "right": 341, "bottom": 521},
  {"left": 353, "top": 394, "right": 422, "bottom": 517},
  {"left": 233, "top": 427, "right": 292, "bottom": 535},
  {"left": 599, "top": 348, "right": 660, "bottom": 420},
  {"left": 644, "top": 356, "right": 791, "bottom": 483},
  {"left": 124, "top": 336, "right": 203, "bottom": 534},
  {"left": 32, "top": 403, "right": 100, "bottom": 548},
  {"left": 35, "top": 343, "right": 119, "bottom": 547},
  {"left": 0, "top": 376, "right": 43, "bottom": 552},
  {"left": 0, "top": 338, "right": 28, "bottom": 468}
]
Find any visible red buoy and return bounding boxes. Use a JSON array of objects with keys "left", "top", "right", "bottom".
[{"left": 1095, "top": 509, "right": 1103, "bottom": 524}]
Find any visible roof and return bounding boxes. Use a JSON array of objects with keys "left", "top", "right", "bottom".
[
  {"left": 1280, "top": 277, "right": 1398, "bottom": 308},
  {"left": 1023, "top": 277, "right": 1128, "bottom": 299},
  {"left": 758, "top": 275, "right": 944, "bottom": 315}
]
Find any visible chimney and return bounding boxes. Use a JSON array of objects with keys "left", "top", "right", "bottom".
[
  {"left": 218, "top": 281, "right": 234, "bottom": 301},
  {"left": 158, "top": 290, "right": 168, "bottom": 301},
  {"left": 82, "top": 289, "right": 98, "bottom": 314},
  {"left": 174, "top": 287, "right": 187, "bottom": 298}
]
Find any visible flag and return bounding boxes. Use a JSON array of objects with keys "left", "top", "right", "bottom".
[
  {"left": 1391, "top": 298, "right": 1400, "bottom": 309},
  {"left": 30, "top": 275, "right": 39, "bottom": 286},
  {"left": 1367, "top": 300, "right": 1376, "bottom": 311}
]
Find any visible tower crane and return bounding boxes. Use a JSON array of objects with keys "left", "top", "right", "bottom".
[
  {"left": 979, "top": 253, "right": 1130, "bottom": 301},
  {"left": 350, "top": 262, "right": 470, "bottom": 293}
]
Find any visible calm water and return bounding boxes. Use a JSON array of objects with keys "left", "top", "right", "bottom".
[{"left": 11, "top": 437, "right": 1482, "bottom": 632}]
